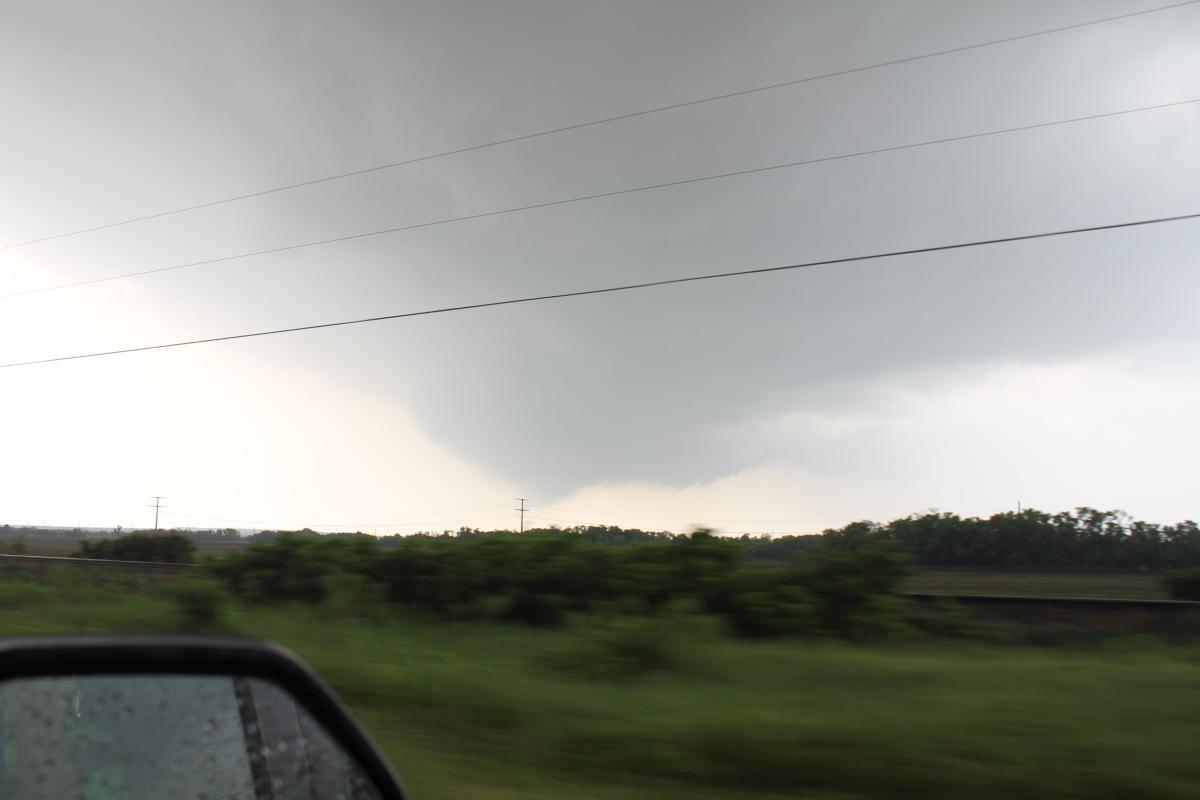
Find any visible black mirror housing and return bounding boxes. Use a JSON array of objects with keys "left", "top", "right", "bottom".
[{"left": 0, "top": 636, "right": 406, "bottom": 800}]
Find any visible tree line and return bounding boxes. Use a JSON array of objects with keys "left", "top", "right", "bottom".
[
  {"left": 204, "top": 530, "right": 911, "bottom": 638},
  {"left": 43, "top": 505, "right": 1200, "bottom": 573},
  {"left": 241, "top": 508, "right": 1200, "bottom": 571},
  {"left": 1, "top": 524, "right": 242, "bottom": 541},
  {"left": 819, "top": 508, "right": 1200, "bottom": 571},
  {"left": 56, "top": 507, "right": 1200, "bottom": 634}
]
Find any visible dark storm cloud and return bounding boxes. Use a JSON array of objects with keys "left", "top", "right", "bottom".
[{"left": 3, "top": 0, "right": 1198, "bottom": 499}]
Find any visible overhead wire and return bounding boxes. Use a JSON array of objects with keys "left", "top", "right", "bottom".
[
  {"left": 4, "top": 96, "right": 1198, "bottom": 301},
  {"left": 167, "top": 505, "right": 509, "bottom": 521},
  {"left": 3, "top": 210, "right": 1197, "bottom": 370},
  {"left": 537, "top": 505, "right": 854, "bottom": 524},
  {"left": 166, "top": 509, "right": 512, "bottom": 530},
  {"left": 2, "top": 0, "right": 1196, "bottom": 252},
  {"left": 525, "top": 514, "right": 827, "bottom": 535}
]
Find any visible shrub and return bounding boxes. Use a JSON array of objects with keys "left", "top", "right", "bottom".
[
  {"left": 907, "top": 598, "right": 976, "bottom": 638},
  {"left": 801, "top": 546, "right": 912, "bottom": 638},
  {"left": 545, "top": 619, "right": 684, "bottom": 680},
  {"left": 707, "top": 548, "right": 910, "bottom": 639},
  {"left": 206, "top": 532, "right": 349, "bottom": 603},
  {"left": 702, "top": 571, "right": 815, "bottom": 638},
  {"left": 170, "top": 577, "right": 228, "bottom": 630},
  {"left": 320, "top": 571, "right": 386, "bottom": 621},
  {"left": 723, "top": 585, "right": 816, "bottom": 638},
  {"left": 76, "top": 532, "right": 196, "bottom": 563},
  {"left": 195, "top": 529, "right": 915, "bottom": 639},
  {"left": 1164, "top": 569, "right": 1200, "bottom": 601},
  {"left": 505, "top": 590, "right": 567, "bottom": 627}
]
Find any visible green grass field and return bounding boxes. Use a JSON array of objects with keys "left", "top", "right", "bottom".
[
  {"left": 0, "top": 575, "right": 1197, "bottom": 799},
  {"left": 905, "top": 569, "right": 1169, "bottom": 600}
]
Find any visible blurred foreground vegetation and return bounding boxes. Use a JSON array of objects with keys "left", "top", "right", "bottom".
[
  {"left": 201, "top": 529, "right": 918, "bottom": 638},
  {"left": 0, "top": 566, "right": 1198, "bottom": 799},
  {"left": 3, "top": 519, "right": 1199, "bottom": 797}
]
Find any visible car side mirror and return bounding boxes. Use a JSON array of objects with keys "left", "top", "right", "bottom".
[{"left": 0, "top": 636, "right": 406, "bottom": 800}]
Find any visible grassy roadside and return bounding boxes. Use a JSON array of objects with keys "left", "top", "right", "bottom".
[{"left": 0, "top": 578, "right": 1198, "bottom": 799}]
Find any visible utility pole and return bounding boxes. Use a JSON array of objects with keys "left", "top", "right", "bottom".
[
  {"left": 1017, "top": 500, "right": 1022, "bottom": 514},
  {"left": 148, "top": 496, "right": 166, "bottom": 531},
  {"left": 515, "top": 498, "right": 529, "bottom": 533}
]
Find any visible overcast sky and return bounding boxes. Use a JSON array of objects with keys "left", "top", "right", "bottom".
[{"left": 2, "top": 0, "right": 1198, "bottom": 534}]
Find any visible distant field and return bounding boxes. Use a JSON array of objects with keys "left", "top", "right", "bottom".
[
  {"left": 906, "top": 570, "right": 1169, "bottom": 600},
  {"left": 0, "top": 537, "right": 79, "bottom": 556},
  {"left": 0, "top": 536, "right": 247, "bottom": 559}
]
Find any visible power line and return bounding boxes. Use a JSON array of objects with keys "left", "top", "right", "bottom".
[
  {"left": 168, "top": 505, "right": 507, "bottom": 521},
  {"left": 166, "top": 509, "right": 512, "bottom": 529},
  {"left": 2, "top": 211, "right": 1197, "bottom": 370},
  {"left": 526, "top": 513, "right": 825, "bottom": 536},
  {"left": 5, "top": 96, "right": 1197, "bottom": 302},
  {"left": 537, "top": 504, "right": 853, "bottom": 524},
  {"left": 2, "top": 0, "right": 1196, "bottom": 253}
]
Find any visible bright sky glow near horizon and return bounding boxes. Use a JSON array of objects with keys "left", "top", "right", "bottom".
[{"left": 2, "top": 0, "right": 1198, "bottom": 534}]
